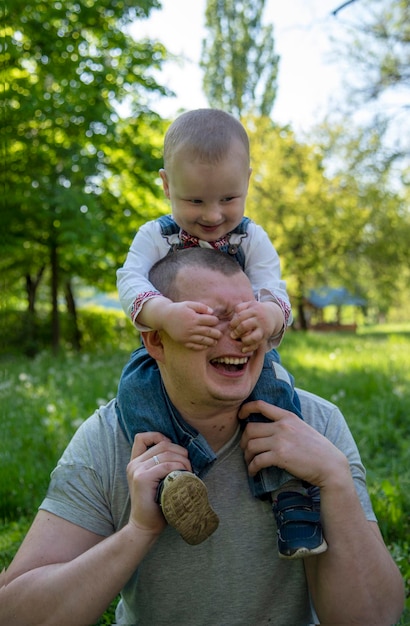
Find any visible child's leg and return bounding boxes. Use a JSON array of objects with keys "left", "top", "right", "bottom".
[
  {"left": 116, "top": 345, "right": 216, "bottom": 475},
  {"left": 116, "top": 345, "right": 170, "bottom": 444},
  {"left": 116, "top": 346, "right": 219, "bottom": 543},
  {"left": 245, "top": 349, "right": 304, "bottom": 497},
  {"left": 244, "top": 350, "right": 327, "bottom": 559}
]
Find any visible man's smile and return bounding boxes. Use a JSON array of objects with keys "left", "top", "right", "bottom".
[{"left": 210, "top": 356, "right": 249, "bottom": 372}]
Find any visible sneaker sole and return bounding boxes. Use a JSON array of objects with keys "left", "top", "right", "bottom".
[
  {"left": 279, "top": 537, "right": 328, "bottom": 560},
  {"left": 160, "top": 471, "right": 219, "bottom": 545}
]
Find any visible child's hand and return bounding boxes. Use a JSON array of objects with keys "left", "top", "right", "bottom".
[
  {"left": 229, "top": 301, "right": 284, "bottom": 353},
  {"left": 163, "top": 301, "right": 222, "bottom": 350}
]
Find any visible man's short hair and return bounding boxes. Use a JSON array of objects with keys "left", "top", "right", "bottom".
[{"left": 149, "top": 248, "right": 242, "bottom": 302}]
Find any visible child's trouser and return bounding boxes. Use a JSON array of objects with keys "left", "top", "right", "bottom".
[{"left": 116, "top": 346, "right": 303, "bottom": 498}]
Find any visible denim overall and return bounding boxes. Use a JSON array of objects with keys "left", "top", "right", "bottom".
[{"left": 116, "top": 216, "right": 302, "bottom": 497}]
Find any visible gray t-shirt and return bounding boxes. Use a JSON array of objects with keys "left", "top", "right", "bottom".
[{"left": 40, "top": 390, "right": 376, "bottom": 626}]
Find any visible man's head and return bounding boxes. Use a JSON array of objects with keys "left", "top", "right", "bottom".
[
  {"left": 149, "top": 246, "right": 243, "bottom": 302},
  {"left": 143, "top": 248, "right": 265, "bottom": 419},
  {"left": 159, "top": 109, "right": 252, "bottom": 243}
]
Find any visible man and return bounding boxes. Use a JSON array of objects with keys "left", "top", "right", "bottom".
[{"left": 1, "top": 248, "right": 404, "bottom": 625}]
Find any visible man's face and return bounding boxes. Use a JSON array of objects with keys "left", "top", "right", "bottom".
[{"left": 152, "top": 266, "right": 265, "bottom": 415}]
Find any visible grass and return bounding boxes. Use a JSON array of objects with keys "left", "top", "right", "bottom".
[{"left": 1, "top": 319, "right": 409, "bottom": 624}]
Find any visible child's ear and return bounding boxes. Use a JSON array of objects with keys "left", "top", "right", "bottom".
[{"left": 159, "top": 169, "right": 170, "bottom": 199}]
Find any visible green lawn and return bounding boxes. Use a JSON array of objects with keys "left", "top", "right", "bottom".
[{"left": 1, "top": 322, "right": 409, "bottom": 623}]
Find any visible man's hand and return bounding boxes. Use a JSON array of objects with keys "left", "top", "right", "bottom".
[
  {"left": 127, "top": 433, "right": 192, "bottom": 533},
  {"left": 229, "top": 301, "right": 284, "bottom": 353},
  {"left": 238, "top": 400, "right": 348, "bottom": 488}
]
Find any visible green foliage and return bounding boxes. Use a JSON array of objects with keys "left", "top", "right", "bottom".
[
  {"left": 314, "top": 120, "right": 410, "bottom": 313},
  {"left": 328, "top": 0, "right": 409, "bottom": 195},
  {"left": 0, "top": 306, "right": 138, "bottom": 357},
  {"left": 280, "top": 326, "right": 410, "bottom": 617},
  {"left": 245, "top": 116, "right": 410, "bottom": 323},
  {"left": 201, "top": 0, "right": 279, "bottom": 116},
  {"left": 1, "top": 319, "right": 409, "bottom": 621},
  {"left": 247, "top": 119, "right": 362, "bottom": 315},
  {"left": 0, "top": 519, "right": 32, "bottom": 569},
  {"left": 332, "top": 0, "right": 410, "bottom": 110},
  {"left": 2, "top": 0, "right": 170, "bottom": 348},
  {"left": 0, "top": 341, "right": 139, "bottom": 519}
]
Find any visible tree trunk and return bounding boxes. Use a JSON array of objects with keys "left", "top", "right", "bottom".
[
  {"left": 24, "top": 266, "right": 46, "bottom": 356},
  {"left": 297, "top": 301, "right": 308, "bottom": 330},
  {"left": 50, "top": 241, "right": 59, "bottom": 354},
  {"left": 295, "top": 278, "right": 308, "bottom": 330},
  {"left": 64, "top": 280, "right": 81, "bottom": 351},
  {"left": 25, "top": 265, "right": 46, "bottom": 314}
]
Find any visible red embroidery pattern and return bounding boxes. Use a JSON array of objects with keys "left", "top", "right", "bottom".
[
  {"left": 276, "top": 297, "right": 291, "bottom": 326},
  {"left": 179, "top": 230, "right": 230, "bottom": 249},
  {"left": 131, "top": 291, "right": 161, "bottom": 323}
]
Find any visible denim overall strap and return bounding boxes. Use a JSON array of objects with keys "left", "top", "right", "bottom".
[
  {"left": 160, "top": 378, "right": 217, "bottom": 476},
  {"left": 214, "top": 216, "right": 250, "bottom": 270},
  {"left": 116, "top": 346, "right": 216, "bottom": 476},
  {"left": 157, "top": 214, "right": 179, "bottom": 237},
  {"left": 243, "top": 349, "right": 304, "bottom": 498},
  {"left": 158, "top": 215, "right": 250, "bottom": 270},
  {"left": 248, "top": 350, "right": 303, "bottom": 419}
]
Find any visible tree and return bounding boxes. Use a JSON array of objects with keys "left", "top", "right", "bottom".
[
  {"left": 330, "top": 0, "right": 410, "bottom": 162},
  {"left": 317, "top": 120, "right": 410, "bottom": 316},
  {"left": 2, "top": 0, "right": 169, "bottom": 352},
  {"left": 333, "top": 0, "right": 409, "bottom": 100},
  {"left": 200, "top": 0, "right": 279, "bottom": 117},
  {"left": 245, "top": 116, "right": 410, "bottom": 325},
  {"left": 244, "top": 117, "right": 408, "bottom": 327}
]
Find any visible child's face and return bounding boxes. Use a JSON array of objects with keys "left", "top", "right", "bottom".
[{"left": 160, "top": 140, "right": 251, "bottom": 242}]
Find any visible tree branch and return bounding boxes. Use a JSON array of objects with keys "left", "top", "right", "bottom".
[{"left": 332, "top": 0, "right": 359, "bottom": 16}]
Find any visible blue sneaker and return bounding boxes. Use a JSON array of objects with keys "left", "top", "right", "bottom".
[{"left": 272, "top": 491, "right": 328, "bottom": 559}]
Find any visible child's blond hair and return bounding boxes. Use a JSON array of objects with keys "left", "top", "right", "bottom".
[{"left": 163, "top": 108, "right": 250, "bottom": 169}]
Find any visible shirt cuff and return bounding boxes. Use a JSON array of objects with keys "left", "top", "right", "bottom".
[{"left": 130, "top": 291, "right": 162, "bottom": 330}]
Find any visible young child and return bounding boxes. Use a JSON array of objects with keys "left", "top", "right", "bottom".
[{"left": 116, "top": 108, "right": 327, "bottom": 558}]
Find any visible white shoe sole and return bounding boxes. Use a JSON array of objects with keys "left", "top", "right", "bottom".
[{"left": 279, "top": 537, "right": 328, "bottom": 560}]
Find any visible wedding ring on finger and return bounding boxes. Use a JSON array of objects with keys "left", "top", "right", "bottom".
[{"left": 153, "top": 455, "right": 160, "bottom": 466}]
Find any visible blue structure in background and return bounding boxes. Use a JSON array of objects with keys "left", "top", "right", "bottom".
[
  {"left": 305, "top": 287, "right": 367, "bottom": 330},
  {"left": 307, "top": 287, "right": 367, "bottom": 309}
]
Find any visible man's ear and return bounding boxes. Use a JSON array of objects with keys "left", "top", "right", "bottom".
[{"left": 141, "top": 330, "right": 165, "bottom": 363}]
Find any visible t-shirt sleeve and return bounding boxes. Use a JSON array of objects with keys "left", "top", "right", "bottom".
[
  {"left": 298, "top": 389, "right": 377, "bottom": 522},
  {"left": 39, "top": 408, "right": 119, "bottom": 537}
]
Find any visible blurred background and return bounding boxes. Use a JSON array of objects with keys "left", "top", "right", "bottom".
[
  {"left": 3, "top": 0, "right": 409, "bottom": 354},
  {"left": 2, "top": 1, "right": 410, "bottom": 621}
]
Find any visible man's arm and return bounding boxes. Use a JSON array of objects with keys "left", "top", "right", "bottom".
[
  {"left": 304, "top": 474, "right": 405, "bottom": 624},
  {"left": 0, "top": 433, "right": 191, "bottom": 626},
  {"left": 0, "top": 511, "right": 158, "bottom": 626},
  {"left": 239, "top": 400, "right": 405, "bottom": 624}
]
